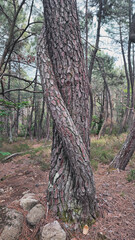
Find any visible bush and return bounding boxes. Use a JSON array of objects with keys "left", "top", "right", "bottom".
[{"left": 127, "top": 169, "right": 135, "bottom": 182}]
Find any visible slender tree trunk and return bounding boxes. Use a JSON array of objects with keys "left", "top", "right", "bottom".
[
  {"left": 97, "top": 58, "right": 113, "bottom": 134},
  {"left": 9, "top": 114, "right": 13, "bottom": 143},
  {"left": 37, "top": 0, "right": 96, "bottom": 222},
  {"left": 38, "top": 95, "right": 46, "bottom": 140},
  {"left": 98, "top": 85, "right": 108, "bottom": 138},
  {"left": 88, "top": 0, "right": 102, "bottom": 83},
  {"left": 119, "top": 25, "right": 130, "bottom": 131},
  {"left": 6, "top": 61, "right": 11, "bottom": 137},
  {"left": 45, "top": 108, "right": 50, "bottom": 142},
  {"left": 128, "top": 0, "right": 134, "bottom": 127},
  {"left": 15, "top": 63, "right": 21, "bottom": 137},
  {"left": 15, "top": 90, "right": 20, "bottom": 137},
  {"left": 110, "top": 116, "right": 135, "bottom": 170},
  {"left": 88, "top": 0, "right": 102, "bottom": 127},
  {"left": 128, "top": 40, "right": 134, "bottom": 126},
  {"left": 27, "top": 72, "right": 38, "bottom": 139}
]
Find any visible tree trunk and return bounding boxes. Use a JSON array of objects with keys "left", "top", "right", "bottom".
[
  {"left": 88, "top": 0, "right": 102, "bottom": 83},
  {"left": 37, "top": 0, "right": 96, "bottom": 222},
  {"left": 28, "top": 71, "right": 38, "bottom": 139},
  {"left": 128, "top": 1, "right": 134, "bottom": 127},
  {"left": 45, "top": 107, "right": 50, "bottom": 142},
  {"left": 38, "top": 94, "right": 46, "bottom": 140},
  {"left": 110, "top": 117, "right": 135, "bottom": 170},
  {"left": 98, "top": 85, "right": 108, "bottom": 138},
  {"left": 119, "top": 25, "right": 130, "bottom": 131},
  {"left": 6, "top": 61, "right": 11, "bottom": 137},
  {"left": 88, "top": 0, "right": 102, "bottom": 127}
]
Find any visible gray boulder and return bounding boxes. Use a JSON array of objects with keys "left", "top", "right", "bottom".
[
  {"left": 27, "top": 204, "right": 45, "bottom": 226},
  {"left": 40, "top": 221, "right": 66, "bottom": 240},
  {"left": 0, "top": 208, "right": 23, "bottom": 240},
  {"left": 20, "top": 193, "right": 38, "bottom": 211}
]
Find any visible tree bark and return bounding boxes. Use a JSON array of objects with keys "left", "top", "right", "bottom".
[
  {"left": 110, "top": 117, "right": 135, "bottom": 170},
  {"left": 37, "top": 0, "right": 96, "bottom": 222}
]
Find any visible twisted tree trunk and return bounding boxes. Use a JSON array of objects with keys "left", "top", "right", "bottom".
[{"left": 37, "top": 0, "right": 96, "bottom": 222}]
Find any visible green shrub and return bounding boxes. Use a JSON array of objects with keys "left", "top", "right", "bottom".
[
  {"left": 127, "top": 169, "right": 135, "bottom": 182},
  {"left": 0, "top": 151, "right": 10, "bottom": 156},
  {"left": 91, "top": 143, "right": 114, "bottom": 164},
  {"left": 91, "top": 159, "right": 98, "bottom": 171},
  {"left": 0, "top": 151, "right": 11, "bottom": 162}
]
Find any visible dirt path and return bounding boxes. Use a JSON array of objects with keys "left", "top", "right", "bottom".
[{"left": 0, "top": 154, "right": 135, "bottom": 240}]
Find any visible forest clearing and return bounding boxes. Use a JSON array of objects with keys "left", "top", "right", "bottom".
[{"left": 0, "top": 0, "right": 135, "bottom": 239}]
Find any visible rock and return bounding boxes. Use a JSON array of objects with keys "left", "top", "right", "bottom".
[
  {"left": 20, "top": 193, "right": 38, "bottom": 211},
  {"left": 27, "top": 204, "right": 45, "bottom": 226},
  {"left": 0, "top": 188, "right": 4, "bottom": 194},
  {"left": 40, "top": 221, "right": 66, "bottom": 240},
  {"left": 0, "top": 208, "right": 23, "bottom": 240}
]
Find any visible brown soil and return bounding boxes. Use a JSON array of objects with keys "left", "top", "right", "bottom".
[{"left": 0, "top": 145, "right": 135, "bottom": 240}]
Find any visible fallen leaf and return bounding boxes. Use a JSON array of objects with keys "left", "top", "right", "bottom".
[{"left": 83, "top": 224, "right": 89, "bottom": 235}]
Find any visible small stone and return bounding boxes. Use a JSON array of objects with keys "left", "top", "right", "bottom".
[
  {"left": 0, "top": 188, "right": 4, "bottom": 194},
  {"left": 40, "top": 221, "right": 66, "bottom": 240},
  {"left": 27, "top": 204, "right": 45, "bottom": 226},
  {"left": 20, "top": 193, "right": 38, "bottom": 211},
  {"left": 0, "top": 208, "right": 23, "bottom": 240}
]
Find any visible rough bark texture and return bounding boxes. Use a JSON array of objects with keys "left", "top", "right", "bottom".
[
  {"left": 110, "top": 118, "right": 135, "bottom": 170},
  {"left": 37, "top": 0, "right": 96, "bottom": 222}
]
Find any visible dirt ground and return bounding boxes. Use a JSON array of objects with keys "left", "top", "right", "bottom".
[{"left": 0, "top": 142, "right": 135, "bottom": 240}]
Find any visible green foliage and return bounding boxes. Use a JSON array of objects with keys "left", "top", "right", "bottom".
[
  {"left": 127, "top": 169, "right": 135, "bottom": 182},
  {"left": 90, "top": 135, "right": 126, "bottom": 167},
  {"left": 91, "top": 143, "right": 114, "bottom": 164},
  {"left": 0, "top": 109, "right": 9, "bottom": 116},
  {"left": 2, "top": 143, "right": 30, "bottom": 154},
  {"left": 91, "top": 159, "right": 98, "bottom": 171},
  {"left": 0, "top": 151, "right": 10, "bottom": 156},
  {"left": 0, "top": 99, "right": 29, "bottom": 109},
  {"left": 14, "top": 143, "right": 30, "bottom": 152},
  {"left": 0, "top": 151, "right": 10, "bottom": 162}
]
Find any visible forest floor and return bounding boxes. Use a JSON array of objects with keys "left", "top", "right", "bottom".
[{"left": 0, "top": 135, "right": 135, "bottom": 240}]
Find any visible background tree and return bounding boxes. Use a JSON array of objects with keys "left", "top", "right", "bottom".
[{"left": 110, "top": 116, "right": 135, "bottom": 170}]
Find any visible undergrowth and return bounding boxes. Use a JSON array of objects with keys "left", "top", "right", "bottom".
[
  {"left": 0, "top": 134, "right": 133, "bottom": 173},
  {"left": 90, "top": 134, "right": 127, "bottom": 170},
  {"left": 127, "top": 169, "right": 135, "bottom": 182}
]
